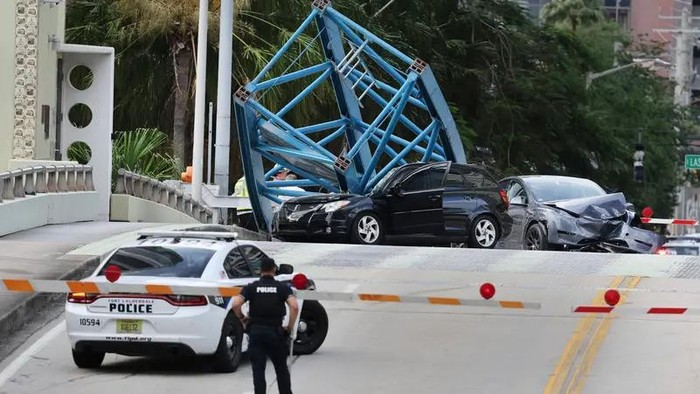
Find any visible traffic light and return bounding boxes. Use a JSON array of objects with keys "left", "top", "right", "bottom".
[{"left": 633, "top": 144, "right": 644, "bottom": 183}]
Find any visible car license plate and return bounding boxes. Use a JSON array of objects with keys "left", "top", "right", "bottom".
[{"left": 116, "top": 319, "right": 142, "bottom": 334}]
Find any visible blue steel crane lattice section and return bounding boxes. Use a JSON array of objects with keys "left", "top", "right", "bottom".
[{"left": 233, "top": 0, "right": 466, "bottom": 232}]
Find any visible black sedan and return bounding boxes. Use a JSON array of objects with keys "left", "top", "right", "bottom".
[
  {"left": 498, "top": 175, "right": 662, "bottom": 253},
  {"left": 272, "top": 161, "right": 512, "bottom": 248}
]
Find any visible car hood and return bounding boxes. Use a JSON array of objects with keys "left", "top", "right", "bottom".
[
  {"left": 287, "top": 193, "right": 363, "bottom": 204},
  {"left": 545, "top": 193, "right": 628, "bottom": 220}
]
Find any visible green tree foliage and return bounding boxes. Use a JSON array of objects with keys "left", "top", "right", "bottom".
[
  {"left": 65, "top": 0, "right": 333, "bottom": 163},
  {"left": 364, "top": 0, "right": 683, "bottom": 215},
  {"left": 112, "top": 128, "right": 183, "bottom": 182},
  {"left": 65, "top": 0, "right": 688, "bottom": 215},
  {"left": 541, "top": 0, "right": 604, "bottom": 32}
]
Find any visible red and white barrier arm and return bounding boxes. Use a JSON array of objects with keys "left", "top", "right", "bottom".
[{"left": 641, "top": 218, "right": 698, "bottom": 225}]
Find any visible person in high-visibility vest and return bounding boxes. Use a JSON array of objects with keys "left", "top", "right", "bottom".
[
  {"left": 234, "top": 176, "right": 250, "bottom": 199},
  {"left": 233, "top": 176, "right": 254, "bottom": 230}
]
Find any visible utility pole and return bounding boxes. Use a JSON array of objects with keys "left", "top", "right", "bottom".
[
  {"left": 675, "top": 8, "right": 693, "bottom": 106},
  {"left": 214, "top": 0, "right": 234, "bottom": 223},
  {"left": 191, "top": 0, "right": 209, "bottom": 203},
  {"left": 215, "top": 0, "right": 234, "bottom": 197}
]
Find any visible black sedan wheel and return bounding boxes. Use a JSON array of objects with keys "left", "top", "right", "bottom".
[
  {"left": 524, "top": 223, "right": 548, "bottom": 251},
  {"left": 351, "top": 212, "right": 384, "bottom": 245},
  {"left": 468, "top": 215, "right": 499, "bottom": 249}
]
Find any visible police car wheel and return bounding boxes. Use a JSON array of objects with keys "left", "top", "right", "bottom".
[
  {"left": 293, "top": 301, "right": 329, "bottom": 355},
  {"left": 72, "top": 348, "right": 105, "bottom": 369},
  {"left": 211, "top": 314, "right": 243, "bottom": 373}
]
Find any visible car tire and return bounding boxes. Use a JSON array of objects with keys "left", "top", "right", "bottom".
[
  {"left": 211, "top": 313, "right": 244, "bottom": 373},
  {"left": 524, "top": 222, "right": 548, "bottom": 251},
  {"left": 72, "top": 348, "right": 105, "bottom": 369},
  {"left": 351, "top": 212, "right": 384, "bottom": 245},
  {"left": 293, "top": 300, "right": 329, "bottom": 355},
  {"left": 468, "top": 215, "right": 499, "bottom": 249}
]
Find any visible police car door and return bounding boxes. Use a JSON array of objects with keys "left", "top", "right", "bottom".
[{"left": 219, "top": 246, "right": 256, "bottom": 313}]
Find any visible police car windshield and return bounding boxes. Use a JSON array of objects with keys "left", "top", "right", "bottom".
[{"left": 98, "top": 246, "right": 216, "bottom": 278}]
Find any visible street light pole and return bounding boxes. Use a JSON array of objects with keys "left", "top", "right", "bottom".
[
  {"left": 191, "top": 0, "right": 209, "bottom": 203},
  {"left": 215, "top": 0, "right": 234, "bottom": 198},
  {"left": 585, "top": 58, "right": 669, "bottom": 89}
]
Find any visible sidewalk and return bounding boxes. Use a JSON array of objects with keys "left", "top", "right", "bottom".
[{"left": 0, "top": 222, "right": 174, "bottom": 349}]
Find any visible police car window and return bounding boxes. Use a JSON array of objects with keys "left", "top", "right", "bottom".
[
  {"left": 242, "top": 246, "right": 267, "bottom": 276},
  {"left": 224, "top": 247, "right": 252, "bottom": 278},
  {"left": 98, "top": 246, "right": 215, "bottom": 278}
]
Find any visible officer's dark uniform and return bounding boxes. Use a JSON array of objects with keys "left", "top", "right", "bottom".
[{"left": 240, "top": 262, "right": 294, "bottom": 394}]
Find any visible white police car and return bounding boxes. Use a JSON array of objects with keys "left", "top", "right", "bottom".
[{"left": 65, "top": 231, "right": 329, "bottom": 372}]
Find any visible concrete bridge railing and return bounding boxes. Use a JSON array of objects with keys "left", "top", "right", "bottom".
[
  {"left": 113, "top": 169, "right": 213, "bottom": 223},
  {"left": 0, "top": 164, "right": 95, "bottom": 203},
  {"left": 0, "top": 165, "right": 100, "bottom": 236}
]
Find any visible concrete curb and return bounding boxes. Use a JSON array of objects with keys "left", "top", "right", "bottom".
[{"left": 0, "top": 255, "right": 100, "bottom": 341}]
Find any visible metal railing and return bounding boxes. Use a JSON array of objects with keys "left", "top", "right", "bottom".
[
  {"left": 114, "top": 169, "right": 213, "bottom": 223},
  {"left": 0, "top": 165, "right": 95, "bottom": 204}
]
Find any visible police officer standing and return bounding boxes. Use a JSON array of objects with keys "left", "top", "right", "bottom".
[{"left": 232, "top": 256, "right": 299, "bottom": 394}]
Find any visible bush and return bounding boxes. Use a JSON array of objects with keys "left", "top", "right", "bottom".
[{"left": 112, "top": 128, "right": 183, "bottom": 186}]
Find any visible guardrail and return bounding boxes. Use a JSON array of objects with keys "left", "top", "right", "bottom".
[
  {"left": 0, "top": 165, "right": 95, "bottom": 204},
  {"left": 114, "top": 169, "right": 213, "bottom": 223}
]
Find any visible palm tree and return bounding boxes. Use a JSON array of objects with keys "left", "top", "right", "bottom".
[
  {"left": 111, "top": 0, "right": 239, "bottom": 163},
  {"left": 67, "top": 0, "right": 379, "bottom": 186},
  {"left": 540, "top": 0, "right": 603, "bottom": 32},
  {"left": 66, "top": 0, "right": 337, "bottom": 168}
]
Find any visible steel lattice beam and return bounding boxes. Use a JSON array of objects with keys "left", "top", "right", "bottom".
[{"left": 233, "top": 1, "right": 466, "bottom": 232}]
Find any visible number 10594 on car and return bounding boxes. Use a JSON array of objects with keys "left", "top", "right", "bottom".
[{"left": 78, "top": 318, "right": 100, "bottom": 327}]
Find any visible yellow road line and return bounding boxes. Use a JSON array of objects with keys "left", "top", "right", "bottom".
[
  {"left": 565, "top": 276, "right": 641, "bottom": 394},
  {"left": 542, "top": 276, "right": 624, "bottom": 394}
]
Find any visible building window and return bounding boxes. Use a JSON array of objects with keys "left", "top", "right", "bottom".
[{"left": 602, "top": 0, "right": 630, "bottom": 30}]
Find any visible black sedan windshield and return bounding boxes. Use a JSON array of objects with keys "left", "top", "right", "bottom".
[
  {"left": 370, "top": 164, "right": 422, "bottom": 195},
  {"left": 524, "top": 177, "right": 606, "bottom": 203}
]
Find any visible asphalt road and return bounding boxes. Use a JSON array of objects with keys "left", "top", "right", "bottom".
[{"left": 3, "top": 255, "right": 700, "bottom": 394}]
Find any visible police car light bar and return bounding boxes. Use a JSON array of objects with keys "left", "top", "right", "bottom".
[{"left": 136, "top": 231, "right": 239, "bottom": 242}]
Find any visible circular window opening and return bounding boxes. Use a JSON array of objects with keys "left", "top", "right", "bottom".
[
  {"left": 68, "top": 103, "right": 92, "bottom": 129},
  {"left": 67, "top": 141, "right": 92, "bottom": 165},
  {"left": 69, "top": 65, "right": 94, "bottom": 91}
]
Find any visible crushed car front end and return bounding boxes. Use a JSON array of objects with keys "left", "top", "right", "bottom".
[{"left": 540, "top": 193, "right": 663, "bottom": 253}]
